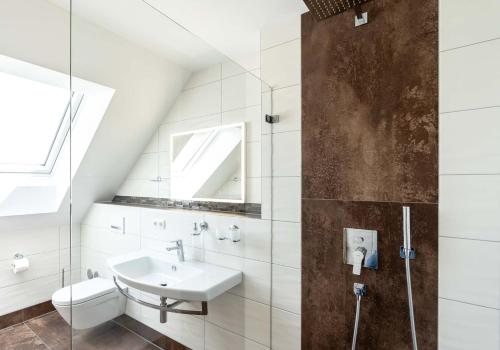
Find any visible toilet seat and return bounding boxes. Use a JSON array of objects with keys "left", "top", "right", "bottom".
[{"left": 52, "top": 277, "right": 116, "bottom": 306}]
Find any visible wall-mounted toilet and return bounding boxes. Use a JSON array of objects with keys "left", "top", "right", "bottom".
[{"left": 52, "top": 277, "right": 126, "bottom": 329}]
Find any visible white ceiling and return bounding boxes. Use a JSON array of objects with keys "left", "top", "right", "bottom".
[
  {"left": 47, "top": 0, "right": 308, "bottom": 72},
  {"left": 47, "top": 0, "right": 227, "bottom": 70},
  {"left": 142, "top": 0, "right": 308, "bottom": 71}
]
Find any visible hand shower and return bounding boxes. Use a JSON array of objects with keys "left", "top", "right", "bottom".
[{"left": 401, "top": 206, "right": 418, "bottom": 350}]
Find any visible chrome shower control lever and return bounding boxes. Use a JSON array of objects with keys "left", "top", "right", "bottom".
[{"left": 352, "top": 247, "right": 367, "bottom": 275}]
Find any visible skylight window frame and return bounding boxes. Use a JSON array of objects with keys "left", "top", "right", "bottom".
[{"left": 0, "top": 91, "right": 84, "bottom": 175}]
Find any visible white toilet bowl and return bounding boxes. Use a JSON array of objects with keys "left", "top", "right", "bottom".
[{"left": 52, "top": 277, "right": 126, "bottom": 329}]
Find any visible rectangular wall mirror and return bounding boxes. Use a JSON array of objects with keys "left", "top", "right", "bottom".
[{"left": 170, "top": 123, "right": 245, "bottom": 202}]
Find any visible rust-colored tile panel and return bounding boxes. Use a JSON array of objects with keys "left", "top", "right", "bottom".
[
  {"left": 0, "top": 300, "right": 55, "bottom": 331},
  {"left": 302, "top": 0, "right": 438, "bottom": 203},
  {"left": 302, "top": 199, "right": 437, "bottom": 350},
  {"left": 0, "top": 309, "right": 24, "bottom": 331},
  {"left": 23, "top": 301, "right": 55, "bottom": 321}
]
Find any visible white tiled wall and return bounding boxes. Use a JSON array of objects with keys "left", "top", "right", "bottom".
[
  {"left": 0, "top": 224, "right": 81, "bottom": 316},
  {"left": 81, "top": 202, "right": 272, "bottom": 350},
  {"left": 439, "top": 1, "right": 500, "bottom": 348},
  {"left": 118, "top": 61, "right": 265, "bottom": 203},
  {"left": 87, "top": 14, "right": 303, "bottom": 350},
  {"left": 261, "top": 16, "right": 302, "bottom": 350}
]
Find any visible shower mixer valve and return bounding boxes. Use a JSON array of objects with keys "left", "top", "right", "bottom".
[
  {"left": 343, "top": 228, "right": 378, "bottom": 275},
  {"left": 344, "top": 228, "right": 378, "bottom": 275}
]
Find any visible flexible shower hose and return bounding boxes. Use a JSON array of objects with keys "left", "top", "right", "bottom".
[
  {"left": 351, "top": 294, "right": 362, "bottom": 350},
  {"left": 403, "top": 206, "right": 418, "bottom": 350},
  {"left": 405, "top": 253, "right": 418, "bottom": 350}
]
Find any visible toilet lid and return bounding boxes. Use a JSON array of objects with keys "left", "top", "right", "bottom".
[{"left": 52, "top": 277, "right": 116, "bottom": 306}]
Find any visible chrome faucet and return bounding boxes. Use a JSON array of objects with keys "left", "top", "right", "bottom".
[{"left": 166, "top": 240, "right": 185, "bottom": 262}]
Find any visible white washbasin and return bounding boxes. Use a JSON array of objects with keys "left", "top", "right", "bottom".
[{"left": 107, "top": 251, "right": 242, "bottom": 301}]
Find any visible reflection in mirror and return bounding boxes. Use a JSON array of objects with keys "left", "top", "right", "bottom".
[{"left": 171, "top": 123, "right": 245, "bottom": 202}]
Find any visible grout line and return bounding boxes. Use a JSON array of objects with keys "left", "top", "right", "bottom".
[
  {"left": 0, "top": 310, "right": 54, "bottom": 333},
  {"left": 111, "top": 320, "right": 164, "bottom": 350},
  {"left": 439, "top": 235, "right": 500, "bottom": 244},
  {"left": 440, "top": 173, "right": 500, "bottom": 176},
  {"left": 269, "top": 88, "right": 275, "bottom": 350},
  {"left": 439, "top": 297, "right": 500, "bottom": 311},
  {"left": 440, "top": 36, "right": 500, "bottom": 53},
  {"left": 264, "top": 175, "right": 300, "bottom": 178},
  {"left": 261, "top": 38, "right": 300, "bottom": 52},
  {"left": 225, "top": 288, "right": 302, "bottom": 317},
  {"left": 182, "top": 68, "right": 260, "bottom": 93},
  {"left": 181, "top": 79, "right": 220, "bottom": 92},
  {"left": 222, "top": 104, "right": 261, "bottom": 114},
  {"left": 159, "top": 112, "right": 222, "bottom": 127},
  {"left": 272, "top": 261, "right": 301, "bottom": 270},
  {"left": 266, "top": 83, "right": 300, "bottom": 92},
  {"left": 271, "top": 219, "right": 300, "bottom": 224},
  {"left": 301, "top": 198, "right": 439, "bottom": 205},
  {"left": 225, "top": 291, "right": 270, "bottom": 307},
  {"left": 271, "top": 305, "right": 302, "bottom": 316},
  {"left": 204, "top": 247, "right": 270, "bottom": 264},
  {"left": 0, "top": 248, "right": 62, "bottom": 263},
  {"left": 24, "top": 320, "right": 53, "bottom": 350},
  {"left": 262, "top": 128, "right": 302, "bottom": 136},
  {"left": 0, "top": 272, "right": 60, "bottom": 291},
  {"left": 204, "top": 319, "right": 271, "bottom": 348},
  {"left": 440, "top": 105, "right": 500, "bottom": 115}
]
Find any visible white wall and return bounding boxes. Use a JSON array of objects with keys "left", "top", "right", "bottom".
[
  {"left": 81, "top": 15, "right": 302, "bottom": 350},
  {"left": 261, "top": 16, "right": 302, "bottom": 350},
  {"left": 81, "top": 203, "right": 272, "bottom": 349},
  {"left": 439, "top": 1, "right": 500, "bottom": 348},
  {"left": 0, "top": 0, "right": 189, "bottom": 316},
  {"left": 118, "top": 61, "right": 265, "bottom": 203},
  {"left": 0, "top": 224, "right": 80, "bottom": 316}
]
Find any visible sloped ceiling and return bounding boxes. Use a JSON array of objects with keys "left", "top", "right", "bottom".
[
  {"left": 143, "top": 0, "right": 308, "bottom": 70},
  {"left": 0, "top": 0, "right": 190, "bottom": 228},
  {"left": 0, "top": 0, "right": 307, "bottom": 228},
  {"left": 48, "top": 0, "right": 308, "bottom": 71},
  {"left": 47, "top": 0, "right": 227, "bottom": 70}
]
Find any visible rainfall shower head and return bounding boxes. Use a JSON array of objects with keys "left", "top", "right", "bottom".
[{"left": 303, "top": 0, "right": 373, "bottom": 25}]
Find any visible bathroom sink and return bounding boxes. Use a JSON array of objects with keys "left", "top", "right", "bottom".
[{"left": 107, "top": 251, "right": 242, "bottom": 301}]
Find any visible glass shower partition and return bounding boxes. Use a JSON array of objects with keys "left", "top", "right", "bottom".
[
  {"left": 0, "top": 0, "right": 73, "bottom": 348},
  {"left": 70, "top": 1, "right": 275, "bottom": 349}
]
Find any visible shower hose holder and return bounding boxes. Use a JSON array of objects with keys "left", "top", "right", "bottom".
[
  {"left": 400, "top": 246, "right": 416, "bottom": 260},
  {"left": 353, "top": 283, "right": 367, "bottom": 297}
]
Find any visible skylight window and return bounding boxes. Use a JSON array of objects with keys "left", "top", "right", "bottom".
[
  {"left": 0, "top": 54, "right": 114, "bottom": 216},
  {"left": 0, "top": 57, "right": 82, "bottom": 174}
]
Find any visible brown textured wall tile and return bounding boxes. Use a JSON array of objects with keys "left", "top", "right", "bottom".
[
  {"left": 302, "top": 199, "right": 437, "bottom": 350},
  {"left": 0, "top": 300, "right": 55, "bottom": 330},
  {"left": 302, "top": 0, "right": 438, "bottom": 203}
]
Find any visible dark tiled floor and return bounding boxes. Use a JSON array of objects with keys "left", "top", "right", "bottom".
[{"left": 0, "top": 312, "right": 161, "bottom": 350}]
